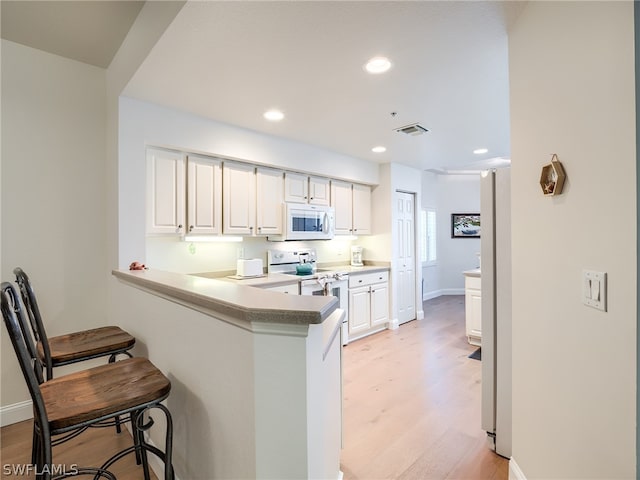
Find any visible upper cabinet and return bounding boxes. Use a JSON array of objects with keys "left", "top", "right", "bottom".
[
  {"left": 284, "top": 173, "right": 330, "bottom": 206},
  {"left": 352, "top": 183, "right": 372, "bottom": 235},
  {"left": 223, "top": 162, "right": 256, "bottom": 235},
  {"left": 146, "top": 146, "right": 372, "bottom": 239},
  {"left": 187, "top": 155, "right": 222, "bottom": 235},
  {"left": 331, "top": 181, "right": 371, "bottom": 235},
  {"left": 146, "top": 148, "right": 185, "bottom": 235},
  {"left": 256, "top": 167, "right": 284, "bottom": 235}
]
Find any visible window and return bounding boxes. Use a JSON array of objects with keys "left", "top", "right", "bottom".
[{"left": 421, "top": 208, "right": 437, "bottom": 265}]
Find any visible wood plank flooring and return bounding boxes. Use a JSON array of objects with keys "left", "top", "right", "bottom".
[
  {"left": 0, "top": 420, "right": 157, "bottom": 480},
  {"left": 340, "top": 295, "right": 508, "bottom": 480},
  {"left": 1, "top": 295, "right": 507, "bottom": 480}
]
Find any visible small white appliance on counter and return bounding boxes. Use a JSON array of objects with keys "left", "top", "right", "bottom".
[
  {"left": 236, "top": 258, "right": 264, "bottom": 277},
  {"left": 267, "top": 248, "right": 349, "bottom": 345},
  {"left": 268, "top": 203, "right": 335, "bottom": 241}
]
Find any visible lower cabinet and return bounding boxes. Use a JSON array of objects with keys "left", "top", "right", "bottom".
[
  {"left": 348, "top": 271, "right": 389, "bottom": 338},
  {"left": 464, "top": 273, "right": 482, "bottom": 346}
]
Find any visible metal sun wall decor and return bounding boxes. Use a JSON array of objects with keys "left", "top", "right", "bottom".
[
  {"left": 451, "top": 213, "right": 481, "bottom": 238},
  {"left": 540, "top": 154, "right": 567, "bottom": 196}
]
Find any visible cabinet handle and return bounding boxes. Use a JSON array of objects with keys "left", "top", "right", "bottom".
[
  {"left": 358, "top": 279, "right": 363, "bottom": 283},
  {"left": 354, "top": 229, "right": 357, "bottom": 232},
  {"left": 310, "top": 197, "right": 314, "bottom": 200},
  {"left": 189, "top": 225, "right": 194, "bottom": 232},
  {"left": 249, "top": 226, "right": 254, "bottom": 231},
  {"left": 177, "top": 224, "right": 183, "bottom": 231},
  {"left": 257, "top": 226, "right": 262, "bottom": 232}
]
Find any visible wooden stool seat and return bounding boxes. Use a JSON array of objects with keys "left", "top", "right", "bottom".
[
  {"left": 1, "top": 283, "right": 174, "bottom": 479},
  {"left": 38, "top": 326, "right": 135, "bottom": 365},
  {"left": 41, "top": 357, "right": 171, "bottom": 431}
]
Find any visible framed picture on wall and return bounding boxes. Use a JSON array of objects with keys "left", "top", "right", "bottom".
[{"left": 451, "top": 213, "right": 481, "bottom": 238}]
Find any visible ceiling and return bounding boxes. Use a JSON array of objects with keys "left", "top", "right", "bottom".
[
  {"left": 1, "top": 1, "right": 144, "bottom": 68},
  {"left": 2, "top": 1, "right": 521, "bottom": 172}
]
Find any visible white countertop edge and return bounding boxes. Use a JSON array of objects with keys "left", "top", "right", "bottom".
[{"left": 462, "top": 268, "right": 481, "bottom": 277}]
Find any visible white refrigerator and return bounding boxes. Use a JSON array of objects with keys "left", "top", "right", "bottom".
[{"left": 480, "top": 168, "right": 512, "bottom": 458}]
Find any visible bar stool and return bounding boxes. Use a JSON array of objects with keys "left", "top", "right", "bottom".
[
  {"left": 13, "top": 267, "right": 135, "bottom": 381},
  {"left": 1, "top": 282, "right": 174, "bottom": 480}
]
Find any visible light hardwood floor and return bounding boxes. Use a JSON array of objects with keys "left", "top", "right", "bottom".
[
  {"left": 1, "top": 296, "right": 507, "bottom": 480},
  {"left": 340, "top": 295, "right": 508, "bottom": 480}
]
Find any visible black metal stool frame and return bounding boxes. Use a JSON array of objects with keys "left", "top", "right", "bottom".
[
  {"left": 1, "top": 283, "right": 174, "bottom": 480},
  {"left": 13, "top": 267, "right": 134, "bottom": 381}
]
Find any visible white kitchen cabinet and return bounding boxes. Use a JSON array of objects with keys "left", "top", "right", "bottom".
[
  {"left": 284, "top": 173, "right": 330, "bottom": 205},
  {"left": 256, "top": 167, "right": 284, "bottom": 235},
  {"left": 146, "top": 147, "right": 185, "bottom": 235},
  {"left": 352, "top": 183, "right": 371, "bottom": 234},
  {"left": 464, "top": 271, "right": 482, "bottom": 346},
  {"left": 223, "top": 162, "right": 256, "bottom": 235},
  {"left": 308, "top": 176, "right": 330, "bottom": 205},
  {"left": 348, "top": 270, "right": 389, "bottom": 338},
  {"left": 331, "top": 181, "right": 371, "bottom": 235},
  {"left": 186, "top": 155, "right": 222, "bottom": 235},
  {"left": 264, "top": 283, "right": 300, "bottom": 295}
]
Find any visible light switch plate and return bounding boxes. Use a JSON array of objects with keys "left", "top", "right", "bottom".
[{"left": 583, "top": 270, "right": 607, "bottom": 312}]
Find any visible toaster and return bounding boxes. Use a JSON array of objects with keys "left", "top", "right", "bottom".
[{"left": 236, "top": 258, "right": 264, "bottom": 277}]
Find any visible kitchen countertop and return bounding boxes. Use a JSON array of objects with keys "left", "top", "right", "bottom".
[
  {"left": 112, "top": 269, "right": 338, "bottom": 325},
  {"left": 463, "top": 268, "right": 481, "bottom": 277},
  {"left": 193, "top": 264, "right": 390, "bottom": 288}
]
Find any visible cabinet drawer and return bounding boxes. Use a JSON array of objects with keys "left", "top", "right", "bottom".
[
  {"left": 263, "top": 283, "right": 300, "bottom": 295},
  {"left": 349, "top": 270, "right": 389, "bottom": 288},
  {"left": 465, "top": 275, "right": 481, "bottom": 290}
]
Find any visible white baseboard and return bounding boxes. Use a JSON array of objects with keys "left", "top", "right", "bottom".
[
  {"left": 509, "top": 457, "right": 526, "bottom": 480},
  {"left": 388, "top": 318, "right": 399, "bottom": 330},
  {"left": 441, "top": 288, "right": 465, "bottom": 296},
  {"left": 1, "top": 400, "right": 33, "bottom": 427},
  {"left": 422, "top": 289, "right": 464, "bottom": 301},
  {"left": 423, "top": 289, "right": 442, "bottom": 300}
]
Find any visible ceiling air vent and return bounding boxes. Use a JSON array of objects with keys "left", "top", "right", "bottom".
[{"left": 395, "top": 123, "right": 429, "bottom": 136}]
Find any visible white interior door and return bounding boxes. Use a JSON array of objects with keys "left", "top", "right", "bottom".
[{"left": 396, "top": 191, "right": 416, "bottom": 324}]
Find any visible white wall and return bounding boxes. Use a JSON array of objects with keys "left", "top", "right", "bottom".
[
  {"left": 118, "top": 97, "right": 379, "bottom": 272},
  {"left": 509, "top": 2, "right": 636, "bottom": 478},
  {"left": 437, "top": 174, "right": 481, "bottom": 293},
  {"left": 1, "top": 40, "right": 107, "bottom": 408}
]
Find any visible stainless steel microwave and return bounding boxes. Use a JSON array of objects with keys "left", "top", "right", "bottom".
[{"left": 269, "top": 203, "right": 335, "bottom": 241}]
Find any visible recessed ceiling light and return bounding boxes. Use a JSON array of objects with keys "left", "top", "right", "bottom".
[
  {"left": 372, "top": 146, "right": 387, "bottom": 153},
  {"left": 264, "top": 109, "right": 284, "bottom": 121},
  {"left": 473, "top": 148, "right": 489, "bottom": 154},
  {"left": 365, "top": 56, "right": 392, "bottom": 74}
]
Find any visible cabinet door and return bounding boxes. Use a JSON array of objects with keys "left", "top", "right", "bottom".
[
  {"left": 223, "top": 163, "right": 256, "bottom": 235},
  {"left": 256, "top": 167, "right": 284, "bottom": 235},
  {"left": 466, "top": 288, "right": 482, "bottom": 342},
  {"left": 370, "top": 283, "right": 389, "bottom": 327},
  {"left": 348, "top": 286, "right": 371, "bottom": 334},
  {"left": 187, "top": 155, "right": 222, "bottom": 235},
  {"left": 284, "top": 172, "right": 309, "bottom": 203},
  {"left": 331, "top": 180, "right": 353, "bottom": 235},
  {"left": 146, "top": 148, "right": 185, "bottom": 235},
  {"left": 352, "top": 183, "right": 371, "bottom": 235},
  {"left": 309, "top": 176, "right": 330, "bottom": 206}
]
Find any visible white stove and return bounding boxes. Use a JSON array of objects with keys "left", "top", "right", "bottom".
[{"left": 268, "top": 249, "right": 349, "bottom": 345}]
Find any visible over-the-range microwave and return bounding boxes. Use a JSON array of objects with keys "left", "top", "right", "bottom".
[{"left": 268, "top": 203, "right": 335, "bottom": 241}]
